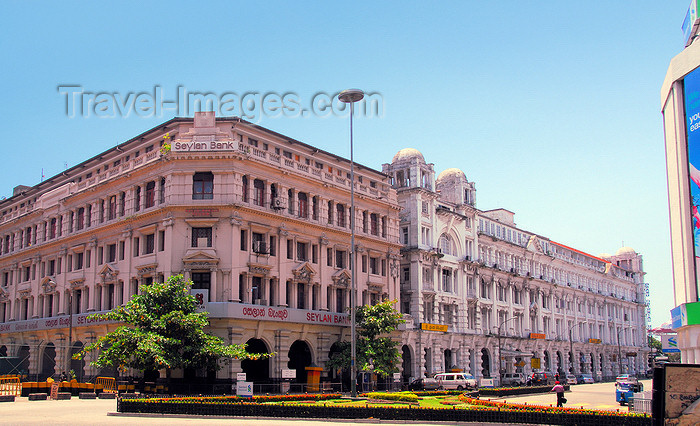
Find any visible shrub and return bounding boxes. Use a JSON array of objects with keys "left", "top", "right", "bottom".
[{"left": 366, "top": 391, "right": 418, "bottom": 403}]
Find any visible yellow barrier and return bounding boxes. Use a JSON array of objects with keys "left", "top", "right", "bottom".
[
  {"left": 0, "top": 376, "right": 21, "bottom": 397},
  {"left": 96, "top": 377, "right": 117, "bottom": 393}
]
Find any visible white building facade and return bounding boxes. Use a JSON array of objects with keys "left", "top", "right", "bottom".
[{"left": 384, "top": 149, "right": 649, "bottom": 384}]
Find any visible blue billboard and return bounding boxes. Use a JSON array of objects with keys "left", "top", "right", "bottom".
[{"left": 683, "top": 67, "right": 700, "bottom": 262}]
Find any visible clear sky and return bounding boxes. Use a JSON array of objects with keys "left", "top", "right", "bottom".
[{"left": 0, "top": 1, "right": 691, "bottom": 328}]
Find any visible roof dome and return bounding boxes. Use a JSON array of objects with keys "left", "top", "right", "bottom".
[
  {"left": 437, "top": 168, "right": 466, "bottom": 182},
  {"left": 616, "top": 246, "right": 636, "bottom": 256},
  {"left": 392, "top": 148, "right": 425, "bottom": 164}
]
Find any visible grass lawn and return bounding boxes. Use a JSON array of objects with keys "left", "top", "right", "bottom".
[{"left": 280, "top": 394, "right": 472, "bottom": 409}]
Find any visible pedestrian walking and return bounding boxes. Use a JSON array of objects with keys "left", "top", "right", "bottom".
[{"left": 550, "top": 381, "right": 566, "bottom": 407}]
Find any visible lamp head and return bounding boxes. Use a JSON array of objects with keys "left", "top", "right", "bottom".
[{"left": 339, "top": 89, "right": 364, "bottom": 103}]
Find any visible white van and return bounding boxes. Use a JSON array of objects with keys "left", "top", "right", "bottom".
[{"left": 433, "top": 373, "right": 477, "bottom": 390}]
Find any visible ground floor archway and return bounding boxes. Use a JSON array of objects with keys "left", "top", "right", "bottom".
[
  {"left": 241, "top": 338, "right": 270, "bottom": 383},
  {"left": 40, "top": 343, "right": 56, "bottom": 380},
  {"left": 288, "top": 340, "right": 312, "bottom": 383}
]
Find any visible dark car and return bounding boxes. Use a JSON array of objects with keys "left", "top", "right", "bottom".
[
  {"left": 529, "top": 372, "right": 554, "bottom": 386},
  {"left": 407, "top": 377, "right": 440, "bottom": 391}
]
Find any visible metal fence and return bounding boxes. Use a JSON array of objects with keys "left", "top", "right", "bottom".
[{"left": 630, "top": 391, "right": 652, "bottom": 414}]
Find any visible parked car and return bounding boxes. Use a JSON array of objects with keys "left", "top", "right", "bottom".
[
  {"left": 615, "top": 374, "right": 638, "bottom": 385},
  {"left": 501, "top": 373, "right": 526, "bottom": 387},
  {"left": 433, "top": 373, "right": 477, "bottom": 390},
  {"left": 565, "top": 374, "right": 578, "bottom": 385},
  {"left": 407, "top": 377, "right": 440, "bottom": 391},
  {"left": 529, "top": 372, "right": 555, "bottom": 386},
  {"left": 576, "top": 374, "right": 594, "bottom": 384}
]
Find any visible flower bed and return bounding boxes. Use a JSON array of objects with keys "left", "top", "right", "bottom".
[
  {"left": 118, "top": 393, "right": 651, "bottom": 425},
  {"left": 477, "top": 384, "right": 568, "bottom": 397},
  {"left": 121, "top": 393, "right": 342, "bottom": 404}
]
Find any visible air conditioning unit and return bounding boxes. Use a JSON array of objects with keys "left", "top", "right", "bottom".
[{"left": 271, "top": 197, "right": 286, "bottom": 209}]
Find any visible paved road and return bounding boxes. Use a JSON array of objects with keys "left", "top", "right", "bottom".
[
  {"left": 0, "top": 397, "right": 533, "bottom": 426},
  {"left": 490, "top": 379, "right": 652, "bottom": 412},
  {"left": 0, "top": 382, "right": 649, "bottom": 425}
]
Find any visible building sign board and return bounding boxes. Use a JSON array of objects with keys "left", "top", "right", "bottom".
[
  {"left": 0, "top": 311, "right": 116, "bottom": 335},
  {"left": 190, "top": 289, "right": 209, "bottom": 312},
  {"left": 588, "top": 338, "right": 602, "bottom": 344},
  {"left": 172, "top": 139, "right": 238, "bottom": 152},
  {"left": 531, "top": 358, "right": 541, "bottom": 369},
  {"left": 236, "top": 381, "right": 253, "bottom": 397},
  {"left": 420, "top": 323, "right": 448, "bottom": 332},
  {"left": 529, "top": 333, "right": 546, "bottom": 339},
  {"left": 0, "top": 302, "right": 352, "bottom": 336},
  {"left": 662, "top": 335, "right": 681, "bottom": 353}
]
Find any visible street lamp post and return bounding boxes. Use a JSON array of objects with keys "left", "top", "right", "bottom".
[
  {"left": 617, "top": 326, "right": 623, "bottom": 375},
  {"left": 339, "top": 89, "right": 364, "bottom": 398},
  {"left": 569, "top": 321, "right": 586, "bottom": 375},
  {"left": 497, "top": 316, "right": 517, "bottom": 386}
]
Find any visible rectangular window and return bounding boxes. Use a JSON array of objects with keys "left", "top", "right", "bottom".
[
  {"left": 75, "top": 252, "right": 84, "bottom": 270},
  {"left": 297, "top": 242, "right": 308, "bottom": 261},
  {"left": 240, "top": 230, "right": 248, "bottom": 251},
  {"left": 145, "top": 181, "right": 156, "bottom": 208},
  {"left": 135, "top": 186, "right": 141, "bottom": 211},
  {"left": 327, "top": 248, "right": 333, "bottom": 267},
  {"left": 287, "top": 239, "right": 293, "bottom": 259},
  {"left": 362, "top": 255, "right": 367, "bottom": 273},
  {"left": 297, "top": 283, "right": 305, "bottom": 309},
  {"left": 252, "top": 232, "right": 266, "bottom": 254},
  {"left": 108, "top": 195, "right": 117, "bottom": 220},
  {"left": 158, "top": 230, "right": 165, "bottom": 251},
  {"left": 193, "top": 172, "right": 214, "bottom": 199},
  {"left": 298, "top": 192, "right": 308, "bottom": 218},
  {"left": 335, "top": 250, "right": 346, "bottom": 269},
  {"left": 370, "top": 257, "right": 379, "bottom": 275},
  {"left": 107, "top": 244, "right": 117, "bottom": 263},
  {"left": 97, "top": 247, "right": 103, "bottom": 265},
  {"left": 49, "top": 218, "right": 56, "bottom": 239},
  {"left": 86, "top": 250, "right": 91, "bottom": 268},
  {"left": 269, "top": 236, "right": 276, "bottom": 256},
  {"left": 145, "top": 234, "right": 155, "bottom": 254},
  {"left": 192, "top": 227, "right": 213, "bottom": 247},
  {"left": 133, "top": 237, "right": 140, "bottom": 257},
  {"left": 253, "top": 179, "right": 265, "bottom": 207},
  {"left": 76, "top": 208, "right": 84, "bottom": 231},
  {"left": 119, "top": 192, "right": 126, "bottom": 216},
  {"left": 336, "top": 204, "right": 346, "bottom": 227},
  {"left": 370, "top": 213, "right": 379, "bottom": 236},
  {"left": 119, "top": 241, "right": 125, "bottom": 260},
  {"left": 312, "top": 244, "right": 318, "bottom": 264}
]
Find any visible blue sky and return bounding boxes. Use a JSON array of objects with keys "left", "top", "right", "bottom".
[{"left": 0, "top": 1, "right": 691, "bottom": 327}]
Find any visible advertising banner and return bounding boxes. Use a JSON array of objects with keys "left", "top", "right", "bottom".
[
  {"left": 684, "top": 67, "right": 700, "bottom": 271},
  {"left": 662, "top": 335, "right": 681, "bottom": 353}
]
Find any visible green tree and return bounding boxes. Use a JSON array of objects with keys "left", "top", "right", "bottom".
[
  {"left": 327, "top": 299, "right": 405, "bottom": 377},
  {"left": 648, "top": 335, "right": 662, "bottom": 352},
  {"left": 75, "top": 275, "right": 271, "bottom": 377}
]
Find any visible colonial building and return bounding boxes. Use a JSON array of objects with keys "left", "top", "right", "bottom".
[
  {"left": 0, "top": 114, "right": 649, "bottom": 388},
  {"left": 383, "top": 148, "right": 649, "bottom": 384},
  {"left": 0, "top": 112, "right": 402, "bottom": 384}
]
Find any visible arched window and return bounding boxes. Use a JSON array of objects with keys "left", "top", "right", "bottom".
[{"left": 439, "top": 234, "right": 454, "bottom": 256}]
